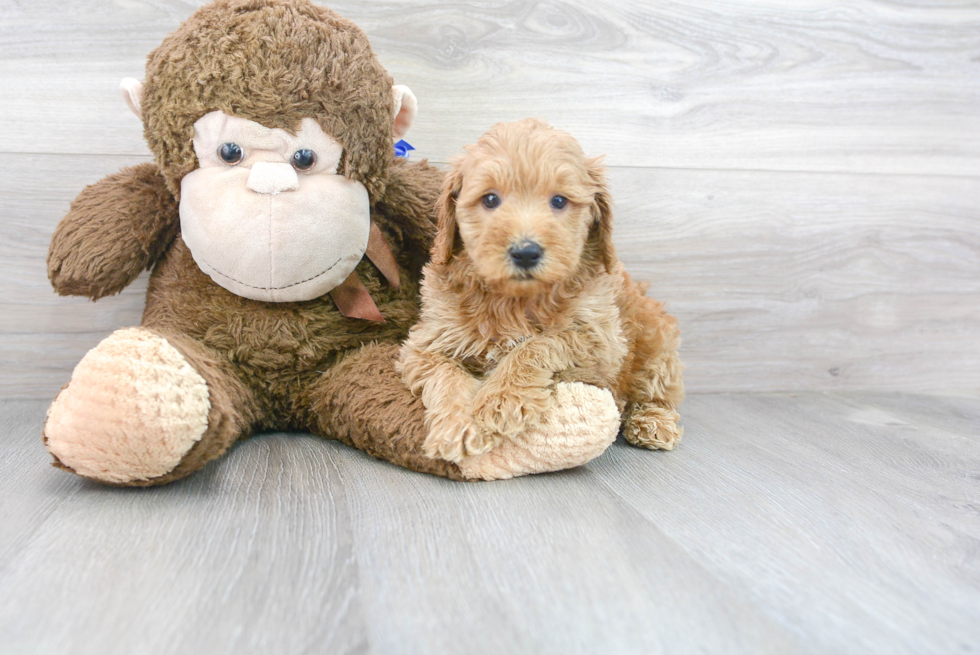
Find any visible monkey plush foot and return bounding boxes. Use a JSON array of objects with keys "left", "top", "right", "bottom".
[
  {"left": 457, "top": 382, "right": 620, "bottom": 480},
  {"left": 44, "top": 327, "right": 211, "bottom": 484}
]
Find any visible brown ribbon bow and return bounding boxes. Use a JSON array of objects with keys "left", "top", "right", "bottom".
[{"left": 329, "top": 222, "right": 400, "bottom": 323}]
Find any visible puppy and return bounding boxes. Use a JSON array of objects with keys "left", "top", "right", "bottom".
[{"left": 398, "top": 118, "right": 683, "bottom": 463}]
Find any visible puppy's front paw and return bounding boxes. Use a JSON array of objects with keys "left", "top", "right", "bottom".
[
  {"left": 458, "top": 382, "right": 620, "bottom": 481},
  {"left": 423, "top": 412, "right": 500, "bottom": 463},
  {"left": 471, "top": 382, "right": 554, "bottom": 439},
  {"left": 623, "top": 403, "right": 682, "bottom": 451}
]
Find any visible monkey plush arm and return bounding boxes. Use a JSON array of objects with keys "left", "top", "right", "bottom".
[
  {"left": 48, "top": 163, "right": 179, "bottom": 300},
  {"left": 372, "top": 157, "right": 442, "bottom": 276}
]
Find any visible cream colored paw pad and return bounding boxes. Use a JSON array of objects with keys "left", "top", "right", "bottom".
[
  {"left": 458, "top": 382, "right": 619, "bottom": 481},
  {"left": 44, "top": 328, "right": 211, "bottom": 483}
]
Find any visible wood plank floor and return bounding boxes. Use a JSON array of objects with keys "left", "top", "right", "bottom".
[{"left": 2, "top": 393, "right": 977, "bottom": 654}]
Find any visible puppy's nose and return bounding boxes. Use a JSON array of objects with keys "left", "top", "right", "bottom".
[
  {"left": 246, "top": 162, "right": 300, "bottom": 195},
  {"left": 509, "top": 241, "right": 544, "bottom": 270}
]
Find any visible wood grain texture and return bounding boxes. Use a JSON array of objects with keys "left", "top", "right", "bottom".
[
  {"left": 620, "top": 167, "right": 980, "bottom": 393},
  {"left": 0, "top": 0, "right": 978, "bottom": 175},
  {"left": 3, "top": 153, "right": 977, "bottom": 397},
  {"left": 596, "top": 392, "right": 980, "bottom": 655},
  {"left": 1, "top": 1, "right": 978, "bottom": 394},
  {"left": 0, "top": 402, "right": 370, "bottom": 655},
  {"left": 1, "top": 394, "right": 977, "bottom": 654},
  {"left": 335, "top": 446, "right": 812, "bottom": 655}
]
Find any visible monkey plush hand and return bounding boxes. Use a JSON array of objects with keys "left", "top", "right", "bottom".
[{"left": 42, "top": 0, "right": 618, "bottom": 486}]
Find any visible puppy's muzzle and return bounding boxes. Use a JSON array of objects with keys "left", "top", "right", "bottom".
[{"left": 509, "top": 240, "right": 544, "bottom": 271}]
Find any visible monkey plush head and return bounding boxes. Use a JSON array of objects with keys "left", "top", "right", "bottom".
[{"left": 119, "top": 0, "right": 417, "bottom": 302}]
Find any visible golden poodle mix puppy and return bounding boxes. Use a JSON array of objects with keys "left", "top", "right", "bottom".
[{"left": 398, "top": 118, "right": 683, "bottom": 463}]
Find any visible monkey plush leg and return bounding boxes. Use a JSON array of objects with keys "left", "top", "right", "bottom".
[
  {"left": 305, "top": 343, "right": 619, "bottom": 481},
  {"left": 43, "top": 327, "right": 256, "bottom": 486},
  {"left": 305, "top": 342, "right": 464, "bottom": 479}
]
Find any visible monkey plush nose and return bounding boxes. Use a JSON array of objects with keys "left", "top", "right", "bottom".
[
  {"left": 246, "top": 162, "right": 300, "bottom": 195},
  {"left": 508, "top": 240, "right": 544, "bottom": 270}
]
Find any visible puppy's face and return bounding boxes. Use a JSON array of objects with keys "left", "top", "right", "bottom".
[{"left": 444, "top": 120, "right": 609, "bottom": 296}]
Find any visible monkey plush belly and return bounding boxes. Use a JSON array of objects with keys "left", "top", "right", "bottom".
[{"left": 142, "top": 237, "right": 421, "bottom": 392}]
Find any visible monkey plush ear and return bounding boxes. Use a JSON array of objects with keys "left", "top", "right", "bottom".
[
  {"left": 119, "top": 78, "right": 143, "bottom": 119},
  {"left": 391, "top": 85, "right": 417, "bottom": 139}
]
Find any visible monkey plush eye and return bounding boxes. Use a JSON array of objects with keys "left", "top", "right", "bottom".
[
  {"left": 550, "top": 195, "right": 568, "bottom": 210},
  {"left": 481, "top": 193, "right": 501, "bottom": 209},
  {"left": 218, "top": 143, "right": 244, "bottom": 165},
  {"left": 291, "top": 149, "right": 317, "bottom": 171}
]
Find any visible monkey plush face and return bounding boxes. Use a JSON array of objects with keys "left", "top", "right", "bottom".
[
  {"left": 180, "top": 111, "right": 370, "bottom": 302},
  {"left": 118, "top": 0, "right": 421, "bottom": 305}
]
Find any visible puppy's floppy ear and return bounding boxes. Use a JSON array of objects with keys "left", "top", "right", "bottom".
[
  {"left": 433, "top": 165, "right": 464, "bottom": 266},
  {"left": 586, "top": 155, "right": 616, "bottom": 273}
]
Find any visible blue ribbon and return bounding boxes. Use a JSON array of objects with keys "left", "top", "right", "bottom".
[{"left": 394, "top": 139, "right": 415, "bottom": 158}]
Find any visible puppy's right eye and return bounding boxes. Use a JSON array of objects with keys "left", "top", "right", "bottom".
[
  {"left": 218, "top": 143, "right": 244, "bottom": 165},
  {"left": 481, "top": 193, "right": 501, "bottom": 209},
  {"left": 550, "top": 195, "right": 568, "bottom": 210}
]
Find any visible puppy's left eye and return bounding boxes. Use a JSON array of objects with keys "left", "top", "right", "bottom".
[
  {"left": 550, "top": 195, "right": 568, "bottom": 210},
  {"left": 291, "top": 149, "right": 317, "bottom": 171},
  {"left": 482, "top": 193, "right": 501, "bottom": 209}
]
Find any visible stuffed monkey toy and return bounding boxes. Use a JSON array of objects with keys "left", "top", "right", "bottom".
[{"left": 43, "top": 0, "right": 620, "bottom": 486}]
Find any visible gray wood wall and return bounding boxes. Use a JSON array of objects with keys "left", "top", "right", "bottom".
[{"left": 2, "top": 0, "right": 978, "bottom": 398}]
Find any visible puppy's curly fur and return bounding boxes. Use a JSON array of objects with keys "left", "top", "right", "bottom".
[{"left": 398, "top": 119, "right": 684, "bottom": 462}]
